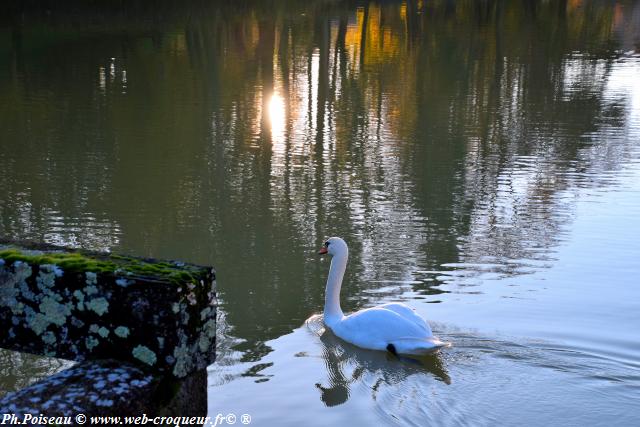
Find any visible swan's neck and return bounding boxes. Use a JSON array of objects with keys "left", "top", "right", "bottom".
[{"left": 324, "top": 250, "right": 347, "bottom": 326}]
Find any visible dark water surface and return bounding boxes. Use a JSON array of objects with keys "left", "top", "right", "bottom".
[{"left": 1, "top": 0, "right": 639, "bottom": 425}]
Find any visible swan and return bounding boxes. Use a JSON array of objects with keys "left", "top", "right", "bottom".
[{"left": 318, "top": 237, "right": 447, "bottom": 355}]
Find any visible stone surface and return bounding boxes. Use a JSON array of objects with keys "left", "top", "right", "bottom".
[
  {"left": 0, "top": 359, "right": 207, "bottom": 419},
  {"left": 0, "top": 239, "right": 216, "bottom": 378}
]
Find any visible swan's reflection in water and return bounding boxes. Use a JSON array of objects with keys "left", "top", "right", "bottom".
[{"left": 306, "top": 314, "right": 450, "bottom": 408}]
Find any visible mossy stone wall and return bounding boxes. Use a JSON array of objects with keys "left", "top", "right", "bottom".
[{"left": 0, "top": 240, "right": 216, "bottom": 378}]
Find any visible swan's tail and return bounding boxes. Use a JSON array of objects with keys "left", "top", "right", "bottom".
[{"left": 391, "top": 336, "right": 451, "bottom": 355}]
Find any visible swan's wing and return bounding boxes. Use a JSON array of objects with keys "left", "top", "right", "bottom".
[
  {"left": 333, "top": 307, "right": 432, "bottom": 351},
  {"left": 377, "top": 303, "right": 433, "bottom": 336}
]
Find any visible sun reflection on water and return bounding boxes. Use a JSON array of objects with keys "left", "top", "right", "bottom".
[{"left": 268, "top": 92, "right": 286, "bottom": 150}]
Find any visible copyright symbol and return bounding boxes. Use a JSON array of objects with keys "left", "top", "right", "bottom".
[
  {"left": 226, "top": 413, "right": 237, "bottom": 424},
  {"left": 76, "top": 414, "right": 86, "bottom": 424}
]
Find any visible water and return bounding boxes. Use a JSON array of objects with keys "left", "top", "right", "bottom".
[{"left": 1, "top": 0, "right": 640, "bottom": 425}]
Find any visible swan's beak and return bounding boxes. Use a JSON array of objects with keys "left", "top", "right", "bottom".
[{"left": 318, "top": 247, "right": 328, "bottom": 255}]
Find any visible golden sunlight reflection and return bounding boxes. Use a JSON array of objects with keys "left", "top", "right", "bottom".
[{"left": 268, "top": 92, "right": 286, "bottom": 149}]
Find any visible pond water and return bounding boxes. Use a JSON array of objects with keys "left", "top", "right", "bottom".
[{"left": 1, "top": 0, "right": 639, "bottom": 425}]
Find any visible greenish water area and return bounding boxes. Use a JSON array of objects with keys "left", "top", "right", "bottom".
[{"left": 1, "top": 0, "right": 640, "bottom": 424}]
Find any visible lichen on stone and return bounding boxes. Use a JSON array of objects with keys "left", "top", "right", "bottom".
[
  {"left": 171, "top": 329, "right": 193, "bottom": 378},
  {"left": 200, "top": 307, "right": 212, "bottom": 321},
  {"left": 39, "top": 295, "right": 71, "bottom": 327},
  {"left": 197, "top": 319, "right": 216, "bottom": 353},
  {"left": 85, "top": 271, "right": 98, "bottom": 286},
  {"left": 202, "top": 319, "right": 216, "bottom": 338},
  {"left": 115, "top": 278, "right": 134, "bottom": 287},
  {"left": 71, "top": 317, "right": 84, "bottom": 329},
  {"left": 198, "top": 335, "right": 209, "bottom": 353},
  {"left": 85, "top": 336, "right": 99, "bottom": 351},
  {"left": 89, "top": 324, "right": 109, "bottom": 338},
  {"left": 86, "top": 297, "right": 109, "bottom": 316},
  {"left": 73, "top": 290, "right": 85, "bottom": 301},
  {"left": 132, "top": 345, "right": 157, "bottom": 366},
  {"left": 41, "top": 331, "right": 57, "bottom": 345},
  {"left": 29, "top": 313, "right": 52, "bottom": 335},
  {"left": 187, "top": 292, "right": 197, "bottom": 305},
  {"left": 19, "top": 281, "right": 36, "bottom": 302},
  {"left": 114, "top": 326, "right": 130, "bottom": 338}
]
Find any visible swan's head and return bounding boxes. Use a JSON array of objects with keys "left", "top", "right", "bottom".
[{"left": 318, "top": 237, "right": 348, "bottom": 257}]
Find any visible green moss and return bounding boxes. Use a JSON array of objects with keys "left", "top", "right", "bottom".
[
  {"left": 0, "top": 247, "right": 205, "bottom": 287},
  {"left": 0, "top": 250, "right": 116, "bottom": 274}
]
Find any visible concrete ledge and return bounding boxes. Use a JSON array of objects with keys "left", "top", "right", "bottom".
[{"left": 0, "top": 240, "right": 216, "bottom": 378}]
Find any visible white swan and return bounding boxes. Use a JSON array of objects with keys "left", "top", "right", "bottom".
[{"left": 319, "top": 237, "right": 447, "bottom": 355}]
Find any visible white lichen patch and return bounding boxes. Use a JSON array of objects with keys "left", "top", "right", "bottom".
[
  {"left": 29, "top": 313, "right": 52, "bottom": 335},
  {"left": 73, "top": 290, "right": 85, "bottom": 302},
  {"left": 36, "top": 265, "right": 58, "bottom": 290},
  {"left": 41, "top": 331, "right": 57, "bottom": 345},
  {"left": 114, "top": 326, "right": 130, "bottom": 338},
  {"left": 13, "top": 260, "right": 33, "bottom": 278},
  {"left": 132, "top": 345, "right": 157, "bottom": 366},
  {"left": 85, "top": 336, "right": 99, "bottom": 351},
  {"left": 86, "top": 297, "right": 109, "bottom": 316},
  {"left": 198, "top": 335, "right": 209, "bottom": 353},
  {"left": 85, "top": 271, "right": 98, "bottom": 286},
  {"left": 187, "top": 292, "right": 197, "bottom": 306},
  {"left": 198, "top": 319, "right": 216, "bottom": 352},
  {"left": 84, "top": 285, "right": 98, "bottom": 295},
  {"left": 70, "top": 317, "right": 85, "bottom": 328},
  {"left": 115, "top": 278, "right": 135, "bottom": 287},
  {"left": 182, "top": 311, "right": 190, "bottom": 325},
  {"left": 39, "top": 263, "right": 64, "bottom": 277},
  {"left": 200, "top": 307, "right": 212, "bottom": 321},
  {"left": 39, "top": 295, "right": 71, "bottom": 326},
  {"left": 19, "top": 281, "right": 36, "bottom": 302},
  {"left": 53, "top": 265, "right": 64, "bottom": 277},
  {"left": 1, "top": 261, "right": 32, "bottom": 314},
  {"left": 172, "top": 345, "right": 190, "bottom": 377},
  {"left": 73, "top": 290, "right": 86, "bottom": 311},
  {"left": 202, "top": 319, "right": 216, "bottom": 338},
  {"left": 89, "top": 324, "right": 109, "bottom": 337}
]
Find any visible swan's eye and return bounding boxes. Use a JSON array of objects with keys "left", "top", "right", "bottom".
[{"left": 324, "top": 241, "right": 330, "bottom": 247}]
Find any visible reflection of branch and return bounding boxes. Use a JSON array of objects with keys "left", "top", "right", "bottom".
[{"left": 359, "top": 4, "right": 369, "bottom": 71}]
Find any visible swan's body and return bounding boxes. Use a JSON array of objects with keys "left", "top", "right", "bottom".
[{"left": 319, "top": 237, "right": 447, "bottom": 355}]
